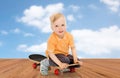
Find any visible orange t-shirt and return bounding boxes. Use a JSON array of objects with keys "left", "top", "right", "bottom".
[{"left": 46, "top": 32, "right": 75, "bottom": 57}]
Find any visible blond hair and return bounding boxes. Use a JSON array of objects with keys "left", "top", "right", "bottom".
[{"left": 50, "top": 13, "right": 65, "bottom": 25}]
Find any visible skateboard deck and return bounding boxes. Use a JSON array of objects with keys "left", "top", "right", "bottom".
[
  {"left": 67, "top": 63, "right": 80, "bottom": 68},
  {"left": 29, "top": 54, "right": 46, "bottom": 63}
]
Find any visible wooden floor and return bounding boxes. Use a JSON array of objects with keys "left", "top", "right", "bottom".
[{"left": 0, "top": 59, "right": 120, "bottom": 78}]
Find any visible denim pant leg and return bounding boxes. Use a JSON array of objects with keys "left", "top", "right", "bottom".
[
  {"left": 67, "top": 54, "right": 81, "bottom": 64},
  {"left": 67, "top": 54, "right": 74, "bottom": 64},
  {"left": 49, "top": 54, "right": 70, "bottom": 66}
]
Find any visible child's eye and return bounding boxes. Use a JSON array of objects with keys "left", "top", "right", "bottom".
[
  {"left": 55, "top": 25, "right": 58, "bottom": 27},
  {"left": 61, "top": 24, "right": 64, "bottom": 26}
]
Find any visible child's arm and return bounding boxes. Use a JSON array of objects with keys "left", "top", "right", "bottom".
[
  {"left": 71, "top": 47, "right": 78, "bottom": 63},
  {"left": 71, "top": 47, "right": 83, "bottom": 65},
  {"left": 48, "top": 51, "right": 68, "bottom": 69}
]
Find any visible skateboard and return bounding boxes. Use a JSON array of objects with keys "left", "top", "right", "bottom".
[{"left": 28, "top": 54, "right": 80, "bottom": 75}]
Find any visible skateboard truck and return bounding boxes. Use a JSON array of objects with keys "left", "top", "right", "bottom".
[
  {"left": 54, "top": 67, "right": 76, "bottom": 75},
  {"left": 32, "top": 63, "right": 40, "bottom": 69}
]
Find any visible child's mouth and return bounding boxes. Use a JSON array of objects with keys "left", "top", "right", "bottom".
[{"left": 59, "top": 31, "right": 63, "bottom": 33}]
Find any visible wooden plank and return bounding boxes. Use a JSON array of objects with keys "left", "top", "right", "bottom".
[{"left": 0, "top": 59, "right": 119, "bottom": 78}]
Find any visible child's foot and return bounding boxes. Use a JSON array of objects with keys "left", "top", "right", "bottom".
[
  {"left": 61, "top": 68, "right": 70, "bottom": 72},
  {"left": 40, "top": 64, "right": 48, "bottom": 75},
  {"left": 40, "top": 59, "right": 49, "bottom": 76}
]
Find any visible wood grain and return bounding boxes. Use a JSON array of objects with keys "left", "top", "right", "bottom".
[{"left": 0, "top": 59, "right": 120, "bottom": 78}]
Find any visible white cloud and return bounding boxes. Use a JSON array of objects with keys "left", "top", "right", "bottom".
[
  {"left": 69, "top": 5, "right": 80, "bottom": 12},
  {"left": 71, "top": 25, "right": 120, "bottom": 55},
  {"left": 0, "top": 30, "right": 8, "bottom": 35},
  {"left": 100, "top": 0, "right": 120, "bottom": 12},
  {"left": 10, "top": 28, "right": 34, "bottom": 37},
  {"left": 17, "top": 42, "right": 47, "bottom": 53},
  {"left": 88, "top": 4, "right": 99, "bottom": 10},
  {"left": 23, "top": 33, "right": 34, "bottom": 37},
  {"left": 12, "top": 28, "right": 21, "bottom": 34},
  {"left": 17, "top": 44, "right": 28, "bottom": 51},
  {"left": 17, "top": 3, "right": 64, "bottom": 33},
  {"left": 68, "top": 5, "right": 82, "bottom": 20},
  {"left": 67, "top": 14, "right": 75, "bottom": 22}
]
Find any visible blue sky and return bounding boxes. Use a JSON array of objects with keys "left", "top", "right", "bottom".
[{"left": 0, "top": 0, "right": 120, "bottom": 58}]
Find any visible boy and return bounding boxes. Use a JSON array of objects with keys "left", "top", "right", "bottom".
[{"left": 40, "top": 13, "right": 83, "bottom": 75}]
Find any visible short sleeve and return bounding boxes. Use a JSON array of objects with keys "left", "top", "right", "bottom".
[{"left": 47, "top": 35, "right": 56, "bottom": 52}]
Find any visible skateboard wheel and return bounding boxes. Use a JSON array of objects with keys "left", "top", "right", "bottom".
[
  {"left": 70, "top": 68, "right": 75, "bottom": 72},
  {"left": 54, "top": 69, "right": 60, "bottom": 75},
  {"left": 33, "top": 63, "right": 37, "bottom": 69}
]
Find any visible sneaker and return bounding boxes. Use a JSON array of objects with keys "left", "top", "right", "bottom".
[
  {"left": 61, "top": 68, "right": 70, "bottom": 72},
  {"left": 40, "top": 58, "right": 49, "bottom": 76},
  {"left": 40, "top": 64, "right": 48, "bottom": 75}
]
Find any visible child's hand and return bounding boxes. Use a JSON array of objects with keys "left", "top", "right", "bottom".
[
  {"left": 75, "top": 60, "right": 83, "bottom": 66},
  {"left": 59, "top": 63, "right": 68, "bottom": 69}
]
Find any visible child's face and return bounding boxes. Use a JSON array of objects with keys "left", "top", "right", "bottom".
[{"left": 52, "top": 17, "right": 66, "bottom": 38}]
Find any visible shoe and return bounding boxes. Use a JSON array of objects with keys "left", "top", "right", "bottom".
[
  {"left": 40, "top": 58, "right": 50, "bottom": 76},
  {"left": 61, "top": 68, "right": 70, "bottom": 72},
  {"left": 40, "top": 64, "right": 48, "bottom": 75}
]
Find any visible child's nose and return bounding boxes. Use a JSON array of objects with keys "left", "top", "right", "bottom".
[{"left": 59, "top": 27, "right": 62, "bottom": 30}]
